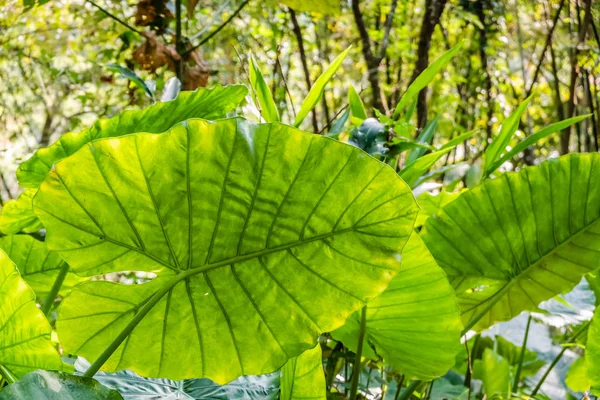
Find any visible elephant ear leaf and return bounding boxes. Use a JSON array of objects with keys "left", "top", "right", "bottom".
[
  {"left": 0, "top": 250, "right": 64, "bottom": 380},
  {"left": 280, "top": 345, "right": 326, "bottom": 400},
  {"left": 0, "top": 235, "right": 84, "bottom": 298},
  {"left": 0, "top": 370, "right": 123, "bottom": 400},
  {"left": 34, "top": 118, "right": 418, "bottom": 383},
  {"left": 421, "top": 154, "right": 600, "bottom": 332},
  {"left": 17, "top": 85, "right": 248, "bottom": 189},
  {"left": 331, "top": 233, "right": 462, "bottom": 380},
  {"left": 0, "top": 190, "right": 42, "bottom": 234}
]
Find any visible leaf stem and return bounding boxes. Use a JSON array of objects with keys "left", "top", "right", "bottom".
[
  {"left": 0, "top": 365, "right": 17, "bottom": 384},
  {"left": 41, "top": 262, "right": 70, "bottom": 316},
  {"left": 530, "top": 320, "right": 591, "bottom": 396},
  {"left": 397, "top": 380, "right": 421, "bottom": 400},
  {"left": 349, "top": 306, "right": 367, "bottom": 400},
  {"left": 512, "top": 314, "right": 532, "bottom": 392}
]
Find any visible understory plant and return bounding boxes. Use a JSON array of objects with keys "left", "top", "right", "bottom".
[{"left": 0, "top": 46, "right": 598, "bottom": 400}]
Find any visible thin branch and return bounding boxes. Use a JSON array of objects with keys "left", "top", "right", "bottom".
[
  {"left": 379, "top": 0, "right": 399, "bottom": 60},
  {"left": 86, "top": 0, "right": 141, "bottom": 34},
  {"left": 525, "top": 0, "right": 566, "bottom": 97},
  {"left": 183, "top": 0, "right": 250, "bottom": 57}
]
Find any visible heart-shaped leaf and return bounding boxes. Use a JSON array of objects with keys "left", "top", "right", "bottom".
[
  {"left": 0, "top": 250, "right": 64, "bottom": 379},
  {"left": 0, "top": 370, "right": 123, "bottom": 400},
  {"left": 280, "top": 345, "right": 326, "bottom": 400},
  {"left": 421, "top": 154, "right": 600, "bottom": 331},
  {"left": 331, "top": 233, "right": 462, "bottom": 380},
  {"left": 17, "top": 85, "right": 248, "bottom": 189},
  {"left": 35, "top": 118, "right": 418, "bottom": 382},
  {"left": 0, "top": 235, "right": 83, "bottom": 298},
  {"left": 0, "top": 190, "right": 42, "bottom": 234}
]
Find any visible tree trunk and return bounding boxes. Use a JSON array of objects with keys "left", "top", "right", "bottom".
[{"left": 409, "top": 0, "right": 448, "bottom": 129}]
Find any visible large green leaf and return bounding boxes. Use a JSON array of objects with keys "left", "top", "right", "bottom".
[
  {"left": 0, "top": 235, "right": 83, "bottom": 298},
  {"left": 280, "top": 345, "right": 326, "bottom": 400},
  {"left": 0, "top": 190, "right": 42, "bottom": 234},
  {"left": 74, "top": 358, "right": 279, "bottom": 399},
  {"left": 34, "top": 118, "right": 418, "bottom": 382},
  {"left": 0, "top": 370, "right": 123, "bottom": 400},
  {"left": 474, "top": 349, "right": 511, "bottom": 399},
  {"left": 586, "top": 309, "right": 600, "bottom": 395},
  {"left": 414, "top": 191, "right": 460, "bottom": 227},
  {"left": 331, "top": 233, "right": 462, "bottom": 380},
  {"left": 0, "top": 250, "right": 64, "bottom": 379},
  {"left": 17, "top": 85, "right": 248, "bottom": 189},
  {"left": 421, "top": 154, "right": 600, "bottom": 331}
]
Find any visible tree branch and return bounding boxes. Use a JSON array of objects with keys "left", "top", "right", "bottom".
[{"left": 86, "top": 0, "right": 140, "bottom": 34}]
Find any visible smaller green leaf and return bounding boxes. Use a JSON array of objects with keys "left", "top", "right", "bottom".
[
  {"left": 294, "top": 47, "right": 351, "bottom": 128},
  {"left": 348, "top": 118, "right": 387, "bottom": 156},
  {"left": 402, "top": 99, "right": 417, "bottom": 122},
  {"left": 399, "top": 148, "right": 452, "bottom": 188},
  {"left": 475, "top": 349, "right": 511, "bottom": 399},
  {"left": 0, "top": 190, "right": 42, "bottom": 234},
  {"left": 249, "top": 57, "right": 280, "bottom": 123},
  {"left": 280, "top": 345, "right": 326, "bottom": 400},
  {"left": 326, "top": 109, "right": 350, "bottom": 138},
  {"left": 393, "top": 44, "right": 461, "bottom": 118},
  {"left": 440, "top": 130, "right": 476, "bottom": 150},
  {"left": 107, "top": 64, "right": 155, "bottom": 100},
  {"left": 0, "top": 371, "right": 123, "bottom": 400},
  {"left": 348, "top": 85, "right": 367, "bottom": 121},
  {"left": 405, "top": 117, "right": 438, "bottom": 164},
  {"left": 484, "top": 95, "right": 533, "bottom": 175},
  {"left": 486, "top": 114, "right": 591, "bottom": 175}
]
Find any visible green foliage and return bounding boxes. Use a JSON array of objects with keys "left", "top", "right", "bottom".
[
  {"left": 0, "top": 250, "right": 64, "bottom": 379},
  {"left": 422, "top": 154, "right": 600, "bottom": 331},
  {"left": 393, "top": 44, "right": 461, "bottom": 118},
  {"left": 348, "top": 85, "right": 367, "bottom": 122},
  {"left": 280, "top": 345, "right": 326, "bottom": 400},
  {"left": 332, "top": 233, "right": 462, "bottom": 380},
  {"left": 294, "top": 47, "right": 351, "bottom": 128},
  {"left": 0, "top": 370, "right": 123, "bottom": 400},
  {"left": 0, "top": 190, "right": 42, "bottom": 234},
  {"left": 475, "top": 348, "right": 511, "bottom": 399},
  {"left": 16, "top": 85, "right": 248, "bottom": 189},
  {"left": 414, "top": 191, "right": 460, "bottom": 227},
  {"left": 279, "top": 0, "right": 340, "bottom": 15},
  {"left": 0, "top": 235, "right": 83, "bottom": 298},
  {"left": 249, "top": 57, "right": 280, "bottom": 123},
  {"left": 34, "top": 118, "right": 418, "bottom": 382}
]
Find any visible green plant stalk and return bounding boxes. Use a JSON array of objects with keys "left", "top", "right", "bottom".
[
  {"left": 40, "top": 262, "right": 70, "bottom": 316},
  {"left": 512, "top": 314, "right": 532, "bottom": 392},
  {"left": 530, "top": 320, "right": 591, "bottom": 396},
  {"left": 397, "top": 380, "right": 421, "bottom": 400},
  {"left": 349, "top": 306, "right": 367, "bottom": 400},
  {"left": 0, "top": 365, "right": 17, "bottom": 384}
]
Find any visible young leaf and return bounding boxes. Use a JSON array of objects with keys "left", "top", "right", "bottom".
[
  {"left": 294, "top": 47, "right": 351, "bottom": 128},
  {"left": 35, "top": 118, "right": 419, "bottom": 382},
  {"left": 17, "top": 85, "right": 248, "bottom": 189},
  {"left": 421, "top": 154, "right": 600, "bottom": 332},
  {"left": 0, "top": 250, "right": 64, "bottom": 379},
  {"left": 107, "top": 64, "right": 155, "bottom": 101},
  {"left": 160, "top": 77, "right": 181, "bottom": 102},
  {"left": 348, "top": 85, "right": 367, "bottom": 121},
  {"left": 486, "top": 114, "right": 591, "bottom": 175},
  {"left": 405, "top": 116, "right": 438, "bottom": 165},
  {"left": 439, "top": 130, "right": 476, "bottom": 150},
  {"left": 331, "top": 233, "right": 462, "bottom": 380},
  {"left": 249, "top": 57, "right": 280, "bottom": 123},
  {"left": 325, "top": 108, "right": 350, "bottom": 138},
  {"left": 0, "top": 371, "right": 123, "bottom": 400},
  {"left": 0, "top": 235, "right": 84, "bottom": 298},
  {"left": 0, "top": 189, "right": 42, "bottom": 234},
  {"left": 398, "top": 148, "right": 452, "bottom": 188},
  {"left": 393, "top": 44, "right": 461, "bottom": 118},
  {"left": 280, "top": 345, "right": 326, "bottom": 400},
  {"left": 483, "top": 95, "right": 533, "bottom": 175}
]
